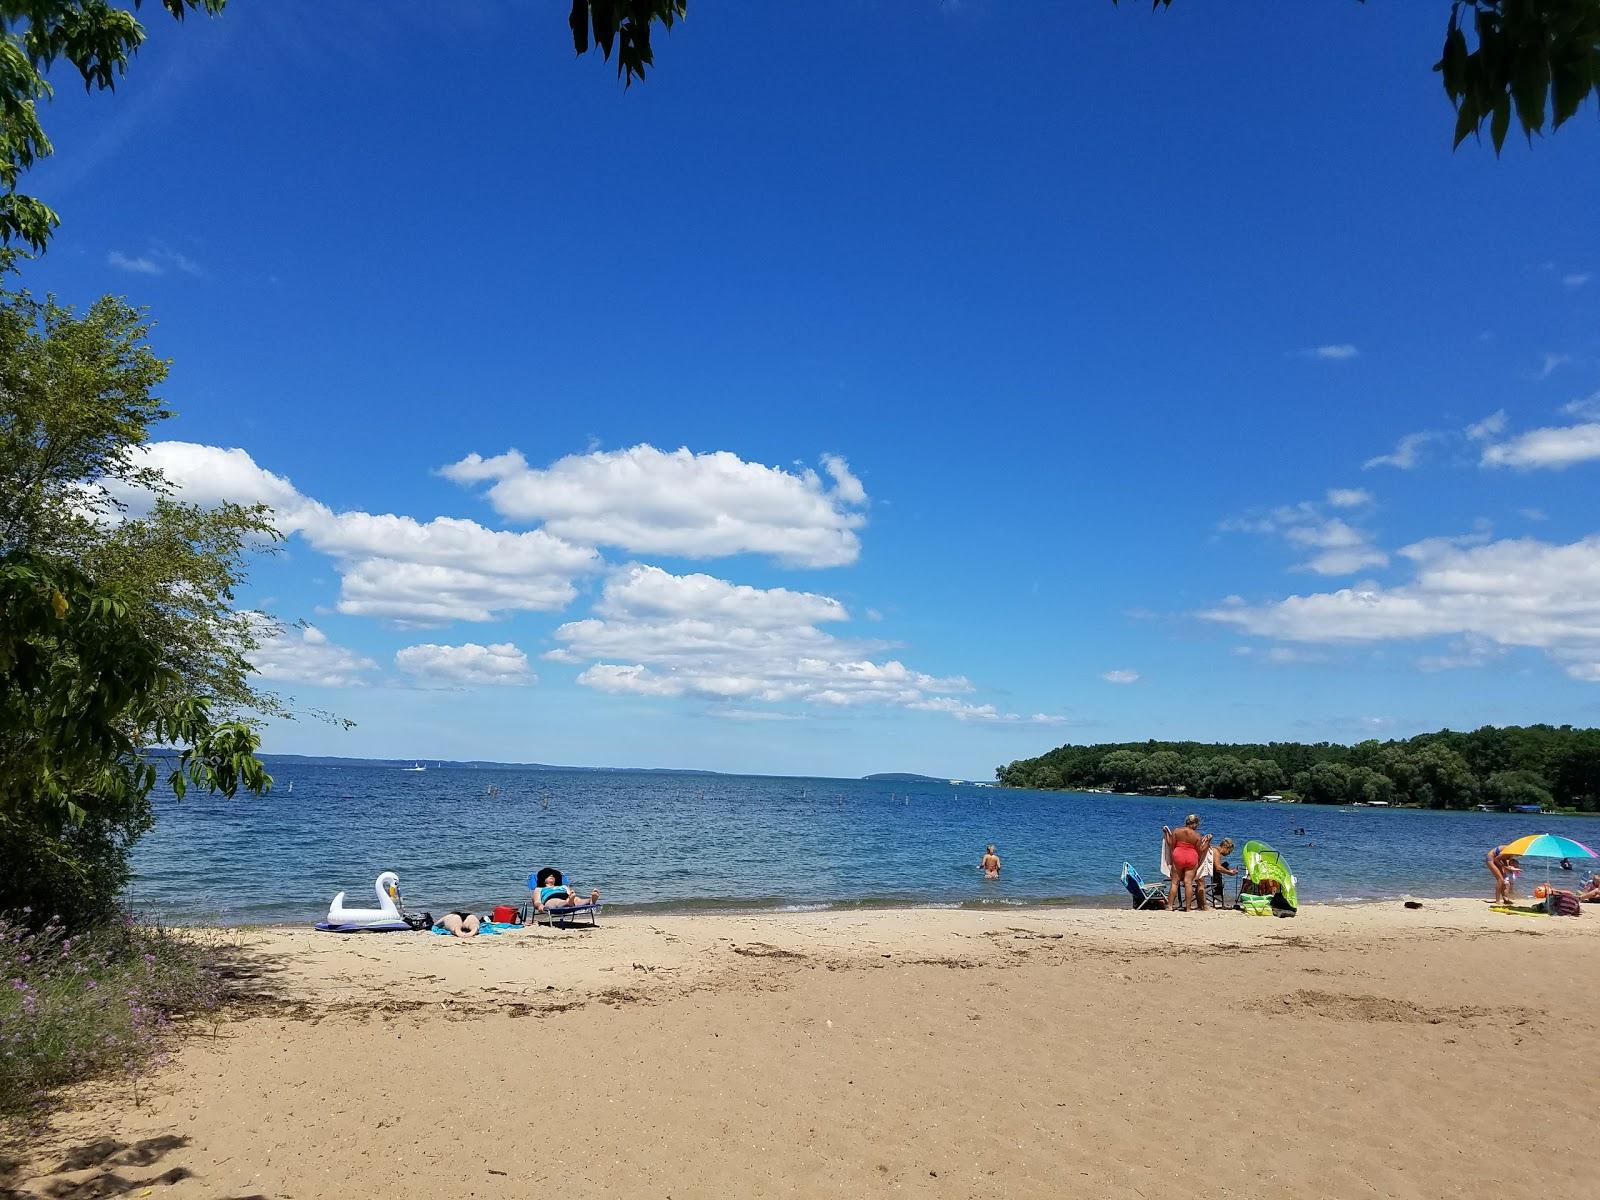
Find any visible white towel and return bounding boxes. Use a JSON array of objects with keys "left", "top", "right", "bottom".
[{"left": 1160, "top": 833, "right": 1213, "bottom": 879}]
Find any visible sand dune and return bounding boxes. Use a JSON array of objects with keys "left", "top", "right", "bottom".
[{"left": 6, "top": 900, "right": 1595, "bottom": 1199}]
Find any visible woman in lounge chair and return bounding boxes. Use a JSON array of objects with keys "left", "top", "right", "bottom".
[
  {"left": 531, "top": 868, "right": 600, "bottom": 915},
  {"left": 1164, "top": 816, "right": 1213, "bottom": 913}
]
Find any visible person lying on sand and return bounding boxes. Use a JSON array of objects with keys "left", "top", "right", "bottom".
[
  {"left": 1164, "top": 816, "right": 1213, "bottom": 913},
  {"left": 438, "top": 910, "right": 483, "bottom": 939},
  {"left": 980, "top": 845, "right": 1001, "bottom": 879},
  {"left": 532, "top": 868, "right": 601, "bottom": 914}
]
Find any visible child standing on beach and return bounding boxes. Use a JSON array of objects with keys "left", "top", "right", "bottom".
[
  {"left": 1209, "top": 838, "right": 1237, "bottom": 909},
  {"left": 980, "top": 845, "right": 1001, "bottom": 879}
]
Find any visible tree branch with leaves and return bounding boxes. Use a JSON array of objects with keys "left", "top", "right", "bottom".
[
  {"left": 0, "top": 0, "right": 223, "bottom": 252},
  {"left": 1126, "top": 0, "right": 1599, "bottom": 152}
]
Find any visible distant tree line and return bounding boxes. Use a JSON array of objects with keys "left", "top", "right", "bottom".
[{"left": 995, "top": 725, "right": 1600, "bottom": 812}]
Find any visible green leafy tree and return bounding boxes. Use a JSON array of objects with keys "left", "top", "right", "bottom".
[
  {"left": 1099, "top": 749, "right": 1146, "bottom": 793},
  {"left": 1409, "top": 743, "right": 1480, "bottom": 809},
  {"left": 1344, "top": 765, "right": 1395, "bottom": 806},
  {"left": 998, "top": 725, "right": 1600, "bottom": 809},
  {"left": 0, "top": 281, "right": 282, "bottom": 719},
  {"left": 1483, "top": 769, "right": 1555, "bottom": 809},
  {"left": 1137, "top": 750, "right": 1186, "bottom": 791},
  {"left": 0, "top": 2, "right": 224, "bottom": 251},
  {"left": 1551, "top": 732, "right": 1600, "bottom": 810},
  {"left": 0, "top": 553, "right": 269, "bottom": 925},
  {"left": 1294, "top": 762, "right": 1352, "bottom": 805},
  {"left": 0, "top": 278, "right": 279, "bottom": 924}
]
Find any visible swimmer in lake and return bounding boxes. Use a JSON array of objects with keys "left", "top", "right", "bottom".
[{"left": 980, "top": 845, "right": 1001, "bottom": 879}]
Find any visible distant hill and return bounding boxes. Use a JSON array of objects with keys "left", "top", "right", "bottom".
[
  {"left": 862, "top": 772, "right": 949, "bottom": 783},
  {"left": 155, "top": 751, "right": 725, "bottom": 776}
]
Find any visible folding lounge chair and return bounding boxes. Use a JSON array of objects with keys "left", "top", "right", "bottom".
[
  {"left": 525, "top": 869, "right": 603, "bottom": 928},
  {"left": 530, "top": 901, "right": 602, "bottom": 928},
  {"left": 1121, "top": 862, "right": 1169, "bottom": 910}
]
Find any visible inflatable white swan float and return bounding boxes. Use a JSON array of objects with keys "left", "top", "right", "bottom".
[{"left": 321, "top": 871, "right": 410, "bottom": 931}]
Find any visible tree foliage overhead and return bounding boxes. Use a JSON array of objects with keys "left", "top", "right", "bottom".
[
  {"left": 1127, "top": 0, "right": 1600, "bottom": 153},
  {"left": 1435, "top": 0, "right": 1600, "bottom": 150},
  {"left": 568, "top": 0, "right": 685, "bottom": 87},
  {"left": 997, "top": 725, "right": 1600, "bottom": 811},
  {"left": 0, "top": 1, "right": 224, "bottom": 252}
]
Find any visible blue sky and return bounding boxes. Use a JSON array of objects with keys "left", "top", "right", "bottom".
[{"left": 22, "top": 1, "right": 1600, "bottom": 778}]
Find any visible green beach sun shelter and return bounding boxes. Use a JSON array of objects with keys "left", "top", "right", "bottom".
[{"left": 1240, "top": 840, "right": 1297, "bottom": 916}]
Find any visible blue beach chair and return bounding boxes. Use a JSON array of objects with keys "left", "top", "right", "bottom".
[
  {"left": 525, "top": 869, "right": 603, "bottom": 928},
  {"left": 1121, "top": 862, "right": 1169, "bottom": 911}
]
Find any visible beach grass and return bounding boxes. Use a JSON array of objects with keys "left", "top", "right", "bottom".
[{"left": 0, "top": 912, "right": 225, "bottom": 1117}]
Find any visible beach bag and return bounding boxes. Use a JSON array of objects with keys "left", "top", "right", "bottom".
[
  {"left": 490, "top": 904, "right": 519, "bottom": 924},
  {"left": 1239, "top": 894, "right": 1274, "bottom": 917},
  {"left": 403, "top": 911, "right": 433, "bottom": 931},
  {"left": 1551, "top": 892, "right": 1582, "bottom": 917}
]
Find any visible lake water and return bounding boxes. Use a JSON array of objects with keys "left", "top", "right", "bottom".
[{"left": 128, "top": 764, "right": 1600, "bottom": 925}]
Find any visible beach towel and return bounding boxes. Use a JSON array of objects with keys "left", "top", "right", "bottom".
[
  {"left": 1160, "top": 835, "right": 1214, "bottom": 880},
  {"left": 429, "top": 921, "right": 517, "bottom": 935}
]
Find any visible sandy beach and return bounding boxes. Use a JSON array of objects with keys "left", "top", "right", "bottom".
[{"left": 5, "top": 899, "right": 1597, "bottom": 1199}]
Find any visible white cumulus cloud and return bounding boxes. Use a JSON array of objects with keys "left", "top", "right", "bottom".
[
  {"left": 551, "top": 564, "right": 1058, "bottom": 721},
  {"left": 1481, "top": 421, "right": 1600, "bottom": 470},
  {"left": 1220, "top": 498, "right": 1387, "bottom": 577},
  {"left": 1537, "top": 352, "right": 1571, "bottom": 380},
  {"left": 120, "top": 442, "right": 601, "bottom": 626},
  {"left": 106, "top": 251, "right": 162, "bottom": 275},
  {"left": 106, "top": 246, "right": 202, "bottom": 277},
  {"left": 1200, "top": 532, "right": 1600, "bottom": 682},
  {"left": 250, "top": 622, "right": 376, "bottom": 688},
  {"left": 1364, "top": 431, "right": 1438, "bottom": 470},
  {"left": 1324, "top": 488, "right": 1373, "bottom": 509},
  {"left": 440, "top": 444, "right": 869, "bottom": 567},
  {"left": 395, "top": 642, "right": 534, "bottom": 687},
  {"left": 1465, "top": 410, "right": 1508, "bottom": 441},
  {"left": 1100, "top": 669, "right": 1140, "bottom": 684}
]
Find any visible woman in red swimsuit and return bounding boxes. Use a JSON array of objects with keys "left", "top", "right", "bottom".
[{"left": 1165, "top": 815, "right": 1213, "bottom": 912}]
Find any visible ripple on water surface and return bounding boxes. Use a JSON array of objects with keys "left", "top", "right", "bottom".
[{"left": 126, "top": 766, "right": 1593, "bottom": 924}]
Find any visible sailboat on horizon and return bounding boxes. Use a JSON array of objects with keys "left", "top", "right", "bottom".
[{"left": 401, "top": 762, "right": 426, "bottom": 772}]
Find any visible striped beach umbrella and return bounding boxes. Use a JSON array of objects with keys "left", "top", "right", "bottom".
[{"left": 1496, "top": 834, "right": 1597, "bottom": 860}]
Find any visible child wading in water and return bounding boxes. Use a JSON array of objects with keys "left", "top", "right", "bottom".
[{"left": 980, "top": 845, "right": 1001, "bottom": 879}]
